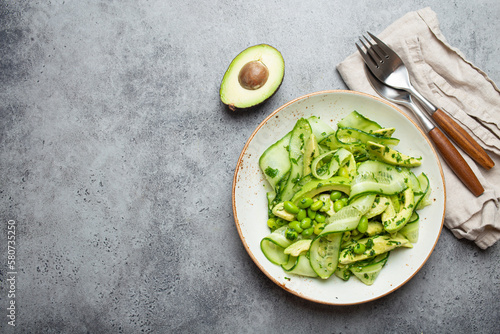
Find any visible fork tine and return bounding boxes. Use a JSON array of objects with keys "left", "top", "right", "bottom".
[
  {"left": 362, "top": 35, "right": 386, "bottom": 61},
  {"left": 360, "top": 36, "right": 383, "bottom": 67},
  {"left": 367, "top": 32, "right": 394, "bottom": 57},
  {"left": 355, "top": 42, "right": 378, "bottom": 72}
]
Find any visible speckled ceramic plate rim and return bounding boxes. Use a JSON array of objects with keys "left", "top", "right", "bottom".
[{"left": 232, "top": 90, "right": 446, "bottom": 305}]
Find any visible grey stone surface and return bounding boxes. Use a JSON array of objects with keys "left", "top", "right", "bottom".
[{"left": 1, "top": 0, "right": 499, "bottom": 333}]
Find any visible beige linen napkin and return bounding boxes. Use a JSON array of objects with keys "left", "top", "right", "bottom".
[{"left": 337, "top": 7, "right": 500, "bottom": 249}]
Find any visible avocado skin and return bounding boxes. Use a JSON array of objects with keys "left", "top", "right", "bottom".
[
  {"left": 219, "top": 44, "right": 285, "bottom": 111},
  {"left": 221, "top": 76, "right": 283, "bottom": 112}
]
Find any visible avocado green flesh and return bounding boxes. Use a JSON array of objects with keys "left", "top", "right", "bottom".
[
  {"left": 366, "top": 141, "right": 422, "bottom": 167},
  {"left": 383, "top": 187, "right": 415, "bottom": 233},
  {"left": 290, "top": 176, "right": 351, "bottom": 205},
  {"left": 339, "top": 233, "right": 412, "bottom": 265},
  {"left": 220, "top": 44, "right": 284, "bottom": 110},
  {"left": 303, "top": 134, "right": 319, "bottom": 175}
]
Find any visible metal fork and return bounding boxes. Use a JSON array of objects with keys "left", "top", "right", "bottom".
[
  {"left": 356, "top": 32, "right": 436, "bottom": 114},
  {"left": 365, "top": 66, "right": 484, "bottom": 196},
  {"left": 356, "top": 32, "right": 494, "bottom": 170}
]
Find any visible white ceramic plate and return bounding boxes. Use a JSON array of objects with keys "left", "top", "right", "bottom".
[{"left": 232, "top": 90, "right": 445, "bottom": 305}]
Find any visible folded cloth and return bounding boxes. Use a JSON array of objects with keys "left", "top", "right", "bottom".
[{"left": 337, "top": 7, "right": 500, "bottom": 249}]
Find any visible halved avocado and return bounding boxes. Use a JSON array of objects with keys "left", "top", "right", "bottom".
[{"left": 220, "top": 44, "right": 285, "bottom": 110}]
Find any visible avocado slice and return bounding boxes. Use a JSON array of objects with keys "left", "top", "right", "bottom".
[
  {"left": 220, "top": 44, "right": 285, "bottom": 110},
  {"left": 303, "top": 134, "right": 320, "bottom": 175},
  {"left": 371, "top": 127, "right": 396, "bottom": 137},
  {"left": 339, "top": 233, "right": 412, "bottom": 265},
  {"left": 382, "top": 187, "right": 415, "bottom": 233},
  {"left": 366, "top": 141, "right": 422, "bottom": 167},
  {"left": 290, "top": 176, "right": 351, "bottom": 205}
]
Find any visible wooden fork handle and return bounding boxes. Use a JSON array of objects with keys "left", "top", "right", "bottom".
[
  {"left": 432, "top": 108, "right": 494, "bottom": 170},
  {"left": 428, "top": 127, "right": 484, "bottom": 197}
]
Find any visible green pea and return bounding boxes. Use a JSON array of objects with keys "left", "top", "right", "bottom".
[
  {"left": 314, "top": 213, "right": 325, "bottom": 224},
  {"left": 267, "top": 218, "right": 278, "bottom": 229},
  {"left": 310, "top": 200, "right": 324, "bottom": 211},
  {"left": 297, "top": 209, "right": 307, "bottom": 221},
  {"left": 289, "top": 220, "right": 303, "bottom": 233},
  {"left": 334, "top": 199, "right": 345, "bottom": 212},
  {"left": 286, "top": 229, "right": 298, "bottom": 241},
  {"left": 341, "top": 197, "right": 349, "bottom": 205},
  {"left": 357, "top": 215, "right": 368, "bottom": 234},
  {"left": 298, "top": 197, "right": 314, "bottom": 209},
  {"left": 353, "top": 243, "right": 366, "bottom": 254},
  {"left": 338, "top": 166, "right": 350, "bottom": 178},
  {"left": 330, "top": 191, "right": 342, "bottom": 201},
  {"left": 300, "top": 217, "right": 312, "bottom": 229},
  {"left": 307, "top": 208, "right": 316, "bottom": 220},
  {"left": 284, "top": 201, "right": 300, "bottom": 214},
  {"left": 302, "top": 227, "right": 314, "bottom": 237}
]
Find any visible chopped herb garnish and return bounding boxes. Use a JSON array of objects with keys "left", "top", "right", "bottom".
[{"left": 265, "top": 167, "right": 279, "bottom": 178}]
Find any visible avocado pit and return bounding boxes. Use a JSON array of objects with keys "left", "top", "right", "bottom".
[{"left": 238, "top": 60, "right": 269, "bottom": 90}]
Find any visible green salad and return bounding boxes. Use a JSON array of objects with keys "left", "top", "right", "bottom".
[{"left": 259, "top": 111, "right": 432, "bottom": 285}]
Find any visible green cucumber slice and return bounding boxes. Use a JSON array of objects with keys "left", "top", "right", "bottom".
[
  {"left": 336, "top": 127, "right": 400, "bottom": 147},
  {"left": 259, "top": 132, "right": 291, "bottom": 191},
  {"left": 309, "top": 232, "right": 343, "bottom": 279},
  {"left": 334, "top": 264, "right": 352, "bottom": 281},
  {"left": 286, "top": 254, "right": 318, "bottom": 277},
  {"left": 311, "top": 150, "right": 339, "bottom": 180},
  {"left": 260, "top": 226, "right": 293, "bottom": 265},
  {"left": 399, "top": 217, "right": 419, "bottom": 243},
  {"left": 350, "top": 253, "right": 390, "bottom": 285},
  {"left": 415, "top": 173, "right": 431, "bottom": 210},
  {"left": 307, "top": 116, "right": 334, "bottom": 142},
  {"left": 279, "top": 118, "right": 312, "bottom": 202},
  {"left": 337, "top": 111, "right": 382, "bottom": 132},
  {"left": 321, "top": 194, "right": 375, "bottom": 234},
  {"left": 350, "top": 160, "right": 408, "bottom": 199}
]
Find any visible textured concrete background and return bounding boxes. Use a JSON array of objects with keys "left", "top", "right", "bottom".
[{"left": 1, "top": 0, "right": 499, "bottom": 333}]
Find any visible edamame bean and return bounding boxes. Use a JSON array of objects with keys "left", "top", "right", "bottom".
[
  {"left": 330, "top": 191, "right": 342, "bottom": 201},
  {"left": 297, "top": 209, "right": 307, "bottom": 221},
  {"left": 300, "top": 217, "right": 312, "bottom": 229},
  {"left": 289, "top": 220, "right": 303, "bottom": 233},
  {"left": 357, "top": 215, "right": 368, "bottom": 234},
  {"left": 298, "top": 197, "right": 313, "bottom": 209},
  {"left": 314, "top": 213, "right": 325, "bottom": 224},
  {"left": 310, "top": 200, "right": 324, "bottom": 211},
  {"left": 353, "top": 243, "right": 366, "bottom": 254},
  {"left": 338, "top": 166, "right": 350, "bottom": 178},
  {"left": 302, "top": 227, "right": 314, "bottom": 237},
  {"left": 284, "top": 201, "right": 300, "bottom": 214},
  {"left": 334, "top": 199, "right": 345, "bottom": 212},
  {"left": 307, "top": 208, "right": 316, "bottom": 220},
  {"left": 267, "top": 218, "right": 278, "bottom": 229}
]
